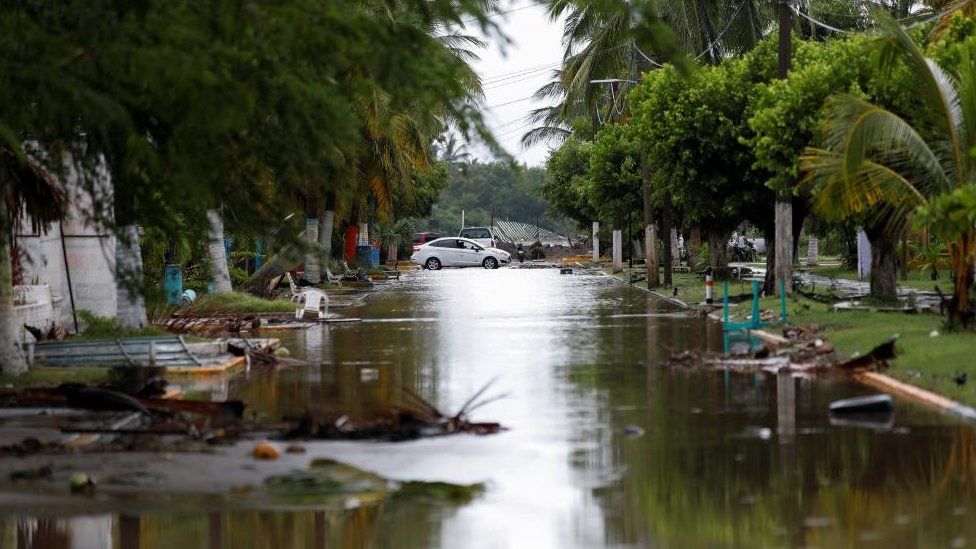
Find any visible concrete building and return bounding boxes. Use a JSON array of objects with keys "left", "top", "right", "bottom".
[{"left": 12, "top": 164, "right": 117, "bottom": 341}]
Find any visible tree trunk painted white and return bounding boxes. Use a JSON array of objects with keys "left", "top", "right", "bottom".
[
  {"left": 857, "top": 229, "right": 871, "bottom": 280},
  {"left": 592, "top": 222, "right": 600, "bottom": 261},
  {"left": 319, "top": 209, "right": 335, "bottom": 279},
  {"left": 774, "top": 196, "right": 793, "bottom": 295},
  {"left": 0, "top": 201, "right": 27, "bottom": 374},
  {"left": 670, "top": 228, "right": 679, "bottom": 267},
  {"left": 612, "top": 230, "right": 623, "bottom": 271},
  {"left": 806, "top": 236, "right": 819, "bottom": 266},
  {"left": 304, "top": 217, "right": 320, "bottom": 284},
  {"left": 645, "top": 224, "right": 659, "bottom": 288},
  {"left": 115, "top": 224, "right": 148, "bottom": 329},
  {"left": 206, "top": 209, "right": 232, "bottom": 294}
]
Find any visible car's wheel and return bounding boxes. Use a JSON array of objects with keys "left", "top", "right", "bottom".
[
  {"left": 483, "top": 257, "right": 498, "bottom": 269},
  {"left": 425, "top": 257, "right": 442, "bottom": 270}
]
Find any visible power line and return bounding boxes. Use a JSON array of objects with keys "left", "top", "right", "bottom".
[
  {"left": 459, "top": 1, "right": 547, "bottom": 25},
  {"left": 694, "top": 2, "right": 746, "bottom": 61},
  {"left": 482, "top": 62, "right": 562, "bottom": 85},
  {"left": 790, "top": 4, "right": 853, "bottom": 34},
  {"left": 484, "top": 69, "right": 555, "bottom": 90},
  {"left": 487, "top": 95, "right": 536, "bottom": 108}
]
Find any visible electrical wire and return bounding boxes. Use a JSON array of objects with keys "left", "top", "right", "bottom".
[
  {"left": 789, "top": 4, "right": 853, "bottom": 34},
  {"left": 694, "top": 2, "right": 746, "bottom": 61},
  {"left": 459, "top": 1, "right": 547, "bottom": 25}
]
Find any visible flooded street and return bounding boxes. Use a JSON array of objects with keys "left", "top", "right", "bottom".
[{"left": 6, "top": 269, "right": 976, "bottom": 547}]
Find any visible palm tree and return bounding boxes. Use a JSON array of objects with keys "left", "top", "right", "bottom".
[
  {"left": 0, "top": 150, "right": 67, "bottom": 373},
  {"left": 800, "top": 15, "right": 976, "bottom": 322},
  {"left": 206, "top": 208, "right": 233, "bottom": 293},
  {"left": 527, "top": 0, "right": 773, "bottom": 288},
  {"left": 317, "top": 3, "right": 490, "bottom": 269}
]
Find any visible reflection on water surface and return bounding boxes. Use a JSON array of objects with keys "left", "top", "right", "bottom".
[{"left": 5, "top": 269, "right": 976, "bottom": 548}]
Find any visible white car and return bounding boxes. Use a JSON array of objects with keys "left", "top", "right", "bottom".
[
  {"left": 411, "top": 237, "right": 511, "bottom": 270},
  {"left": 458, "top": 226, "right": 498, "bottom": 249}
]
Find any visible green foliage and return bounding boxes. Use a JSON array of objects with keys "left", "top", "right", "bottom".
[
  {"left": 543, "top": 139, "right": 596, "bottom": 227},
  {"left": 186, "top": 292, "right": 296, "bottom": 315},
  {"left": 586, "top": 124, "right": 642, "bottom": 223},
  {"left": 747, "top": 36, "right": 872, "bottom": 194},
  {"left": 425, "top": 161, "right": 553, "bottom": 233},
  {"left": 75, "top": 311, "right": 166, "bottom": 339},
  {"left": 630, "top": 38, "right": 779, "bottom": 233}
]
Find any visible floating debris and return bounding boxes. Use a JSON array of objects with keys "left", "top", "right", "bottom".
[
  {"left": 69, "top": 472, "right": 95, "bottom": 494},
  {"left": 252, "top": 442, "right": 281, "bottom": 460},
  {"left": 285, "top": 383, "right": 506, "bottom": 441},
  {"left": 829, "top": 394, "right": 894, "bottom": 414}
]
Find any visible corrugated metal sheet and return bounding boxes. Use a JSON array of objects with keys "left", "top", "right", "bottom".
[
  {"left": 493, "top": 221, "right": 569, "bottom": 246},
  {"left": 27, "top": 336, "right": 207, "bottom": 367}
]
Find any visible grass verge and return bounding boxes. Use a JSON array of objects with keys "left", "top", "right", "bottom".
[
  {"left": 186, "top": 292, "right": 297, "bottom": 315},
  {"left": 751, "top": 294, "right": 976, "bottom": 407},
  {"left": 0, "top": 367, "right": 111, "bottom": 389}
]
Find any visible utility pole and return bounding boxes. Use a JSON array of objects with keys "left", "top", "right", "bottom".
[{"left": 774, "top": 0, "right": 793, "bottom": 296}]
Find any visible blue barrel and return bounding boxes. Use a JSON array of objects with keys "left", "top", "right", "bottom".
[
  {"left": 370, "top": 248, "right": 380, "bottom": 267},
  {"left": 164, "top": 264, "right": 183, "bottom": 305},
  {"left": 356, "top": 245, "right": 374, "bottom": 267}
]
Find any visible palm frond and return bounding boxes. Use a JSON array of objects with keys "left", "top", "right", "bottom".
[
  {"left": 1, "top": 148, "right": 66, "bottom": 232},
  {"left": 818, "top": 94, "right": 952, "bottom": 195}
]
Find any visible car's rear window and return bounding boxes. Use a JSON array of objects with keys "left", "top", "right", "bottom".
[
  {"left": 461, "top": 229, "right": 491, "bottom": 239},
  {"left": 430, "top": 239, "right": 457, "bottom": 248},
  {"left": 413, "top": 232, "right": 441, "bottom": 243}
]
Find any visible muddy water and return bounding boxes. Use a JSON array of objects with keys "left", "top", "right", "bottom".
[{"left": 6, "top": 269, "right": 976, "bottom": 548}]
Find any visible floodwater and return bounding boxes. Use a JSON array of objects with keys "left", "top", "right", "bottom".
[{"left": 5, "top": 269, "right": 976, "bottom": 548}]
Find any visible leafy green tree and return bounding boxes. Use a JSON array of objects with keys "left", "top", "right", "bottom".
[
  {"left": 542, "top": 139, "right": 597, "bottom": 228},
  {"left": 800, "top": 16, "right": 976, "bottom": 323},
  {"left": 586, "top": 124, "right": 642, "bottom": 226}
]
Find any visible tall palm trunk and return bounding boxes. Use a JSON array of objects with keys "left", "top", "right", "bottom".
[
  {"left": 207, "top": 209, "right": 232, "bottom": 294},
  {"left": 115, "top": 224, "right": 148, "bottom": 328},
  {"left": 864, "top": 225, "right": 898, "bottom": 301},
  {"left": 0, "top": 200, "right": 26, "bottom": 374},
  {"left": 319, "top": 192, "right": 336, "bottom": 279},
  {"left": 641, "top": 154, "right": 660, "bottom": 288},
  {"left": 950, "top": 229, "right": 976, "bottom": 327},
  {"left": 303, "top": 189, "right": 321, "bottom": 284},
  {"left": 304, "top": 217, "right": 320, "bottom": 283}
]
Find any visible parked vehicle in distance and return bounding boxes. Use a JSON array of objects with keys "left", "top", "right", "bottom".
[
  {"left": 412, "top": 232, "right": 442, "bottom": 252},
  {"left": 411, "top": 237, "right": 511, "bottom": 270},
  {"left": 458, "top": 226, "right": 497, "bottom": 249}
]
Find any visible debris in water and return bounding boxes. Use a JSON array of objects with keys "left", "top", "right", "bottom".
[
  {"left": 69, "top": 472, "right": 95, "bottom": 494},
  {"left": 285, "top": 382, "right": 506, "bottom": 441},
  {"left": 623, "top": 424, "right": 645, "bottom": 438},
  {"left": 252, "top": 442, "right": 281, "bottom": 460},
  {"left": 285, "top": 443, "right": 306, "bottom": 454},
  {"left": 829, "top": 394, "right": 894, "bottom": 414}
]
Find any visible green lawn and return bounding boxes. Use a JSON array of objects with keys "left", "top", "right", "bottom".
[
  {"left": 0, "top": 367, "right": 111, "bottom": 389},
  {"left": 619, "top": 267, "right": 976, "bottom": 407},
  {"left": 754, "top": 294, "right": 976, "bottom": 406},
  {"left": 184, "top": 292, "right": 298, "bottom": 315}
]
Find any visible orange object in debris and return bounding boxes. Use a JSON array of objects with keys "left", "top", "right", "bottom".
[{"left": 252, "top": 442, "right": 280, "bottom": 460}]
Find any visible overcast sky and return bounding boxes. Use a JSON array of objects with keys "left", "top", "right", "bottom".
[{"left": 466, "top": 0, "right": 565, "bottom": 167}]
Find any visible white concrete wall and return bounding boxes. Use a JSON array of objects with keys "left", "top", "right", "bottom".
[{"left": 14, "top": 157, "right": 117, "bottom": 329}]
